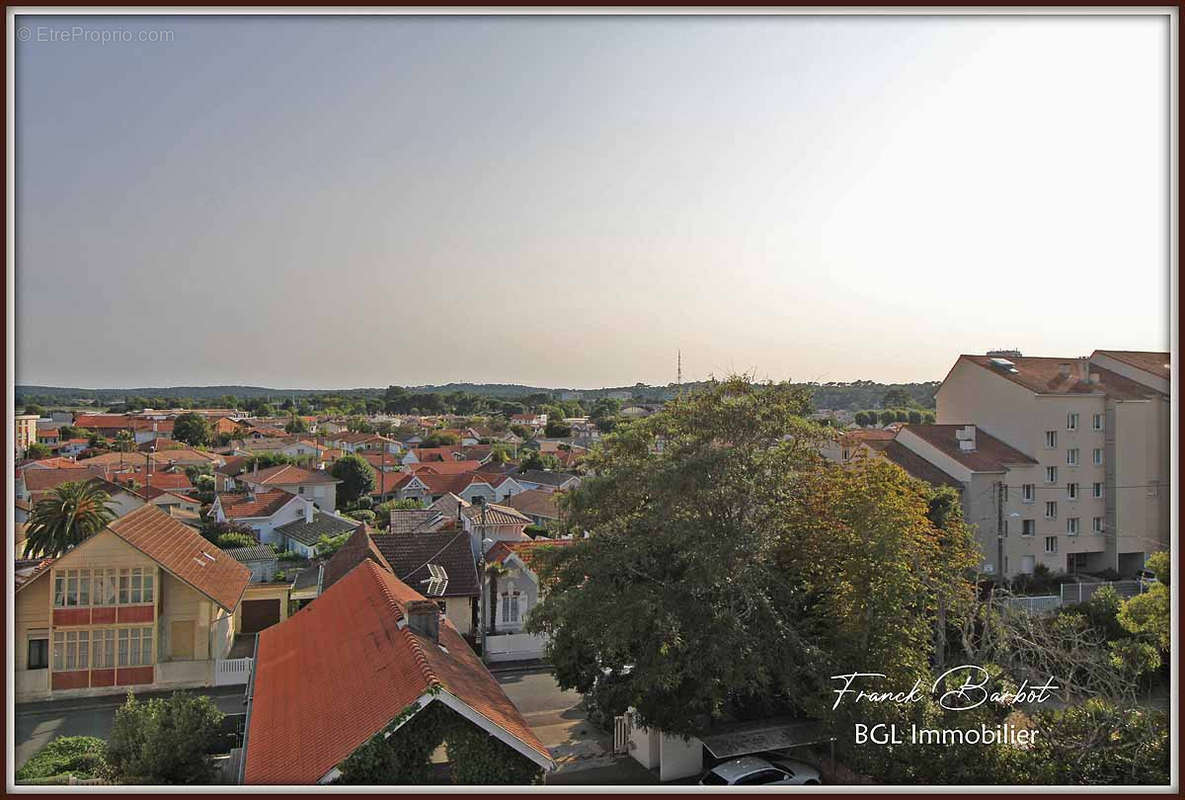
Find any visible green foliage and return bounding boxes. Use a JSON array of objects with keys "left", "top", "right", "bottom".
[
  {"left": 376, "top": 498, "right": 423, "bottom": 514},
  {"left": 200, "top": 520, "right": 256, "bottom": 546},
  {"left": 1025, "top": 699, "right": 1169, "bottom": 784},
  {"left": 24, "top": 481, "right": 117, "bottom": 558},
  {"left": 172, "top": 413, "right": 212, "bottom": 446},
  {"left": 15, "top": 736, "right": 108, "bottom": 782},
  {"left": 544, "top": 417, "right": 572, "bottom": 438},
  {"left": 285, "top": 416, "right": 309, "bottom": 434},
  {"left": 317, "top": 531, "right": 354, "bottom": 557},
  {"left": 331, "top": 454, "right": 377, "bottom": 505},
  {"left": 1144, "top": 551, "right": 1170, "bottom": 585},
  {"left": 423, "top": 431, "right": 460, "bottom": 447},
  {"left": 509, "top": 424, "right": 531, "bottom": 439},
  {"left": 1117, "top": 581, "right": 1170, "bottom": 653},
  {"left": 107, "top": 691, "right": 226, "bottom": 784},
  {"left": 24, "top": 442, "right": 51, "bottom": 459},
  {"left": 335, "top": 698, "right": 542, "bottom": 785},
  {"left": 528, "top": 376, "right": 978, "bottom": 735},
  {"left": 216, "top": 531, "right": 258, "bottom": 550},
  {"left": 853, "top": 411, "right": 869, "bottom": 427},
  {"left": 24, "top": 403, "right": 46, "bottom": 416},
  {"left": 341, "top": 509, "right": 376, "bottom": 524},
  {"left": 519, "top": 450, "right": 559, "bottom": 472},
  {"left": 878, "top": 409, "right": 896, "bottom": 426}
]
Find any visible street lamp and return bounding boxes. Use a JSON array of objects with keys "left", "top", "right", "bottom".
[{"left": 474, "top": 496, "right": 489, "bottom": 655}]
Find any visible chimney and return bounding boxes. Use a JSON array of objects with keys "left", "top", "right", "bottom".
[
  {"left": 1058, "top": 363, "right": 1072, "bottom": 379},
  {"left": 1077, "top": 358, "right": 1091, "bottom": 381},
  {"left": 956, "top": 424, "right": 977, "bottom": 452},
  {"left": 405, "top": 600, "right": 440, "bottom": 643},
  {"left": 305, "top": 499, "right": 315, "bottom": 524}
]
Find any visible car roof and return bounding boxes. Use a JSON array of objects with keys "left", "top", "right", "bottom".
[{"left": 710, "top": 756, "right": 777, "bottom": 781}]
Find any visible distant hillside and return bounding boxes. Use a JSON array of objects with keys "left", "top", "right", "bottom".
[{"left": 16, "top": 379, "right": 939, "bottom": 411}]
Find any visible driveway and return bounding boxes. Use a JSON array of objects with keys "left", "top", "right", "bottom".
[
  {"left": 494, "top": 665, "right": 657, "bottom": 785},
  {"left": 14, "top": 685, "right": 249, "bottom": 770}
]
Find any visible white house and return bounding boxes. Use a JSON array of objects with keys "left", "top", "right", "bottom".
[{"left": 211, "top": 489, "right": 311, "bottom": 547}]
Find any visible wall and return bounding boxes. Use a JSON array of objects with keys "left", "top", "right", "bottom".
[
  {"left": 658, "top": 732, "right": 704, "bottom": 782},
  {"left": 158, "top": 573, "right": 211, "bottom": 663},
  {"left": 15, "top": 571, "right": 52, "bottom": 700},
  {"left": 443, "top": 596, "right": 473, "bottom": 636}
]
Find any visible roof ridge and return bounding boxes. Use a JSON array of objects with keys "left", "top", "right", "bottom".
[{"left": 367, "top": 562, "right": 441, "bottom": 690}]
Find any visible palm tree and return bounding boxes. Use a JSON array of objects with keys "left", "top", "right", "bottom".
[
  {"left": 23, "top": 481, "right": 117, "bottom": 559},
  {"left": 114, "top": 430, "right": 135, "bottom": 453},
  {"left": 484, "top": 560, "right": 510, "bottom": 635}
]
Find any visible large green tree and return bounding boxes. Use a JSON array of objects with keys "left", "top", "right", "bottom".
[
  {"left": 527, "top": 377, "right": 977, "bottom": 736},
  {"left": 107, "top": 691, "right": 225, "bottom": 784},
  {"left": 331, "top": 454, "right": 377, "bottom": 506},
  {"left": 23, "top": 481, "right": 117, "bottom": 559},
  {"left": 172, "top": 412, "right": 211, "bottom": 446}
]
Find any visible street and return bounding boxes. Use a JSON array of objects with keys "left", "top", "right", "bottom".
[
  {"left": 14, "top": 669, "right": 655, "bottom": 785},
  {"left": 493, "top": 665, "right": 657, "bottom": 785},
  {"left": 14, "top": 685, "right": 249, "bottom": 771}
]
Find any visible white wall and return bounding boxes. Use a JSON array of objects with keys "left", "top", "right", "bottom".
[{"left": 658, "top": 732, "right": 703, "bottom": 782}]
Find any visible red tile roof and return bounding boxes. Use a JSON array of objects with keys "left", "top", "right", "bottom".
[
  {"left": 21, "top": 467, "right": 107, "bottom": 492},
  {"left": 487, "top": 538, "right": 577, "bottom": 566},
  {"left": 960, "top": 355, "right": 1161, "bottom": 400},
  {"left": 244, "top": 561, "right": 551, "bottom": 784},
  {"left": 408, "top": 459, "right": 485, "bottom": 475},
  {"left": 1092, "top": 350, "right": 1171, "bottom": 379},
  {"left": 218, "top": 489, "right": 299, "bottom": 519},
  {"left": 899, "top": 424, "right": 1037, "bottom": 472},
  {"left": 503, "top": 489, "right": 561, "bottom": 520},
  {"left": 106, "top": 504, "right": 249, "bottom": 612},
  {"left": 245, "top": 464, "right": 339, "bottom": 486}
]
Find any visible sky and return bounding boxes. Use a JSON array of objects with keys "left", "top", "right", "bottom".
[{"left": 14, "top": 13, "right": 1172, "bottom": 389}]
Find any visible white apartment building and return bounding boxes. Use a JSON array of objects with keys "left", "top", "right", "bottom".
[{"left": 915, "top": 350, "right": 1170, "bottom": 578}]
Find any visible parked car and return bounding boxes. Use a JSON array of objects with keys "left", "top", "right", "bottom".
[{"left": 699, "top": 756, "right": 822, "bottom": 786}]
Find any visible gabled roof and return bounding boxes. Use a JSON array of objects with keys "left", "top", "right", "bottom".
[
  {"left": 1091, "top": 349, "right": 1171, "bottom": 380},
  {"left": 515, "top": 469, "right": 579, "bottom": 488},
  {"left": 217, "top": 489, "right": 300, "bottom": 519},
  {"left": 388, "top": 509, "right": 451, "bottom": 535},
  {"left": 408, "top": 459, "right": 485, "bottom": 475},
  {"left": 462, "top": 503, "right": 531, "bottom": 527},
  {"left": 21, "top": 467, "right": 107, "bottom": 492},
  {"left": 244, "top": 463, "right": 340, "bottom": 486},
  {"left": 106, "top": 505, "right": 249, "bottom": 612},
  {"left": 880, "top": 441, "right": 963, "bottom": 490},
  {"left": 503, "top": 489, "right": 561, "bottom": 520},
  {"left": 959, "top": 355, "right": 1161, "bottom": 400},
  {"left": 372, "top": 530, "right": 480, "bottom": 598},
  {"left": 899, "top": 424, "right": 1037, "bottom": 473},
  {"left": 274, "top": 511, "right": 358, "bottom": 547},
  {"left": 321, "top": 525, "right": 393, "bottom": 591},
  {"left": 487, "top": 538, "right": 577, "bottom": 567},
  {"left": 243, "top": 561, "right": 552, "bottom": 784}
]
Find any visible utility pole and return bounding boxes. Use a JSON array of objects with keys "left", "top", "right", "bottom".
[{"left": 677, "top": 349, "right": 682, "bottom": 392}]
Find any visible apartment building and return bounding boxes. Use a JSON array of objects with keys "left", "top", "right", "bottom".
[
  {"left": 15, "top": 414, "right": 40, "bottom": 457},
  {"left": 926, "top": 350, "right": 1169, "bottom": 577}
]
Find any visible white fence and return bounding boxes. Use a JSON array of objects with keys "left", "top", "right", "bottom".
[
  {"left": 214, "top": 657, "right": 253, "bottom": 686},
  {"left": 1000, "top": 595, "right": 1061, "bottom": 614},
  {"left": 1003, "top": 580, "right": 1148, "bottom": 615},
  {"left": 483, "top": 632, "right": 547, "bottom": 663}
]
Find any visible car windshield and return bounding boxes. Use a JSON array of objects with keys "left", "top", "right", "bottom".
[{"left": 701, "top": 770, "right": 729, "bottom": 785}]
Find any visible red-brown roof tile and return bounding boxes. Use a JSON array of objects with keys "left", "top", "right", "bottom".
[
  {"left": 218, "top": 489, "right": 299, "bottom": 519},
  {"left": 106, "top": 504, "right": 249, "bottom": 612},
  {"left": 244, "top": 561, "right": 551, "bottom": 784}
]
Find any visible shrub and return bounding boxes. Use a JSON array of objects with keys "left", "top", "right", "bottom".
[
  {"left": 217, "top": 532, "right": 258, "bottom": 550},
  {"left": 15, "top": 736, "right": 108, "bottom": 782},
  {"left": 108, "top": 691, "right": 225, "bottom": 784}
]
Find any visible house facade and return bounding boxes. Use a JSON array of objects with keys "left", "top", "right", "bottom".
[{"left": 13, "top": 504, "right": 249, "bottom": 702}]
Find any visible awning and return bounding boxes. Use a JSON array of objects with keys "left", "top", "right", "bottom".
[{"left": 698, "top": 718, "right": 835, "bottom": 760}]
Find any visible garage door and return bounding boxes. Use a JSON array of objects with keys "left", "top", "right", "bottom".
[{"left": 240, "top": 599, "right": 281, "bottom": 634}]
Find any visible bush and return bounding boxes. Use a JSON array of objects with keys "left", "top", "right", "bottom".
[
  {"left": 342, "top": 509, "right": 376, "bottom": 524},
  {"left": 107, "top": 691, "right": 225, "bottom": 784},
  {"left": 15, "top": 736, "right": 108, "bottom": 782},
  {"left": 217, "top": 532, "right": 258, "bottom": 550}
]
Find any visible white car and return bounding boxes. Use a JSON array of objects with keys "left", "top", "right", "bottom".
[{"left": 699, "top": 756, "right": 822, "bottom": 786}]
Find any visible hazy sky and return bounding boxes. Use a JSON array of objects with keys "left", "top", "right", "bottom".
[{"left": 15, "top": 13, "right": 1171, "bottom": 389}]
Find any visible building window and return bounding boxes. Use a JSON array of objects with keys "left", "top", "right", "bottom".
[
  {"left": 1044, "top": 431, "right": 1057, "bottom": 449},
  {"left": 1022, "top": 519, "right": 1036, "bottom": 536},
  {"left": 117, "top": 627, "right": 153, "bottom": 667},
  {"left": 1045, "top": 501, "right": 1057, "bottom": 519},
  {"left": 1066, "top": 448, "right": 1079, "bottom": 466},
  {"left": 1044, "top": 536, "right": 1058, "bottom": 554},
  {"left": 92, "top": 629, "right": 116, "bottom": 668},
  {"left": 57, "top": 567, "right": 152, "bottom": 607},
  {"left": 1092, "top": 413, "right": 1103, "bottom": 432},
  {"left": 1093, "top": 448, "right": 1103, "bottom": 466},
  {"left": 1066, "top": 413, "right": 1079, "bottom": 430},
  {"left": 1045, "top": 466, "right": 1058, "bottom": 484},
  {"left": 501, "top": 592, "right": 522, "bottom": 625},
  {"left": 28, "top": 638, "right": 49, "bottom": 670},
  {"left": 52, "top": 630, "right": 90, "bottom": 671},
  {"left": 1092, "top": 517, "right": 1104, "bottom": 534},
  {"left": 1066, "top": 483, "right": 1079, "bottom": 500},
  {"left": 1093, "top": 482, "right": 1103, "bottom": 499},
  {"left": 118, "top": 568, "right": 154, "bottom": 605},
  {"left": 1067, "top": 517, "right": 1080, "bottom": 536},
  {"left": 1022, "top": 484, "right": 1035, "bottom": 502}
]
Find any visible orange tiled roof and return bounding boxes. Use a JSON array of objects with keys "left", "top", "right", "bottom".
[
  {"left": 217, "top": 489, "right": 299, "bottom": 519},
  {"left": 245, "top": 463, "right": 339, "bottom": 486},
  {"left": 408, "top": 459, "right": 485, "bottom": 475},
  {"left": 107, "top": 505, "right": 249, "bottom": 612},
  {"left": 1092, "top": 349, "right": 1171, "bottom": 379},
  {"left": 21, "top": 467, "right": 107, "bottom": 492},
  {"left": 900, "top": 424, "right": 1037, "bottom": 472},
  {"left": 243, "top": 561, "right": 551, "bottom": 784},
  {"left": 961, "top": 355, "right": 1162, "bottom": 400},
  {"left": 487, "top": 538, "right": 577, "bottom": 566}
]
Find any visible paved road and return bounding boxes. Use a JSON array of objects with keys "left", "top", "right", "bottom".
[
  {"left": 14, "top": 685, "right": 248, "bottom": 770},
  {"left": 493, "top": 665, "right": 656, "bottom": 785}
]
